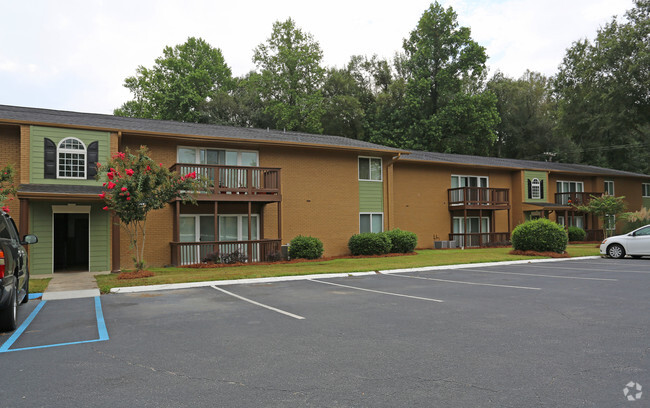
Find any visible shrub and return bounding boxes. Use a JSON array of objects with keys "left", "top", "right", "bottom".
[
  {"left": 289, "top": 235, "right": 324, "bottom": 259},
  {"left": 567, "top": 226, "right": 586, "bottom": 242},
  {"left": 348, "top": 232, "right": 392, "bottom": 255},
  {"left": 385, "top": 229, "right": 418, "bottom": 253},
  {"left": 511, "top": 219, "right": 568, "bottom": 253}
]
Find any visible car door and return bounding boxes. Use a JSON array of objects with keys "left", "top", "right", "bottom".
[{"left": 626, "top": 226, "right": 650, "bottom": 255}]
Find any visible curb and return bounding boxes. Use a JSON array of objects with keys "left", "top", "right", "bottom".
[{"left": 110, "top": 256, "right": 601, "bottom": 294}]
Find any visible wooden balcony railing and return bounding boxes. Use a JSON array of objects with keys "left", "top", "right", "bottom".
[
  {"left": 171, "top": 164, "right": 281, "bottom": 199},
  {"left": 170, "top": 239, "right": 282, "bottom": 266},
  {"left": 448, "top": 187, "right": 510, "bottom": 209},
  {"left": 555, "top": 192, "right": 603, "bottom": 206},
  {"left": 448, "top": 232, "right": 511, "bottom": 248}
]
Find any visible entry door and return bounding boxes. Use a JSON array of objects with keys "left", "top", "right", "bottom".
[
  {"left": 179, "top": 215, "right": 215, "bottom": 264},
  {"left": 219, "top": 215, "right": 260, "bottom": 261},
  {"left": 53, "top": 213, "right": 89, "bottom": 272}
]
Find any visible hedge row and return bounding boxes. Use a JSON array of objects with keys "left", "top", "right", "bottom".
[
  {"left": 348, "top": 229, "right": 418, "bottom": 256},
  {"left": 511, "top": 219, "right": 568, "bottom": 253}
]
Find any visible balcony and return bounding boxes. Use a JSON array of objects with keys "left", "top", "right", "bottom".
[
  {"left": 448, "top": 232, "right": 511, "bottom": 248},
  {"left": 170, "top": 239, "right": 282, "bottom": 266},
  {"left": 171, "top": 163, "right": 281, "bottom": 201},
  {"left": 448, "top": 187, "right": 510, "bottom": 210},
  {"left": 555, "top": 192, "right": 603, "bottom": 206}
]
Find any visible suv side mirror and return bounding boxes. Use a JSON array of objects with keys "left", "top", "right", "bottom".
[{"left": 21, "top": 234, "right": 38, "bottom": 245}]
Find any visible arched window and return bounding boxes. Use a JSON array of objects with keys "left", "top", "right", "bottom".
[
  {"left": 57, "top": 137, "right": 86, "bottom": 179},
  {"left": 531, "top": 178, "right": 541, "bottom": 199}
]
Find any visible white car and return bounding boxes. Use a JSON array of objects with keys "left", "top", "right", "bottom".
[{"left": 600, "top": 224, "right": 650, "bottom": 259}]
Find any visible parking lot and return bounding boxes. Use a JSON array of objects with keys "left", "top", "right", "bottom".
[{"left": 1, "top": 257, "right": 648, "bottom": 407}]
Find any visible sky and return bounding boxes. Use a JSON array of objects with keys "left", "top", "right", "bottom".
[{"left": 0, "top": 0, "right": 635, "bottom": 115}]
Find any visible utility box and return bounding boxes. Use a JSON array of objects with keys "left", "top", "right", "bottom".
[
  {"left": 434, "top": 240, "right": 457, "bottom": 249},
  {"left": 281, "top": 244, "right": 290, "bottom": 260}
]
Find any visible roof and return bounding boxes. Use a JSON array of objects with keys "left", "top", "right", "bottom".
[
  {"left": 18, "top": 184, "right": 103, "bottom": 197},
  {"left": 403, "top": 150, "right": 650, "bottom": 178},
  {"left": 0, "top": 104, "right": 404, "bottom": 154}
]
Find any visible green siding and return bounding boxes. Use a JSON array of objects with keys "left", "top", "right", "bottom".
[
  {"left": 30, "top": 126, "right": 110, "bottom": 185},
  {"left": 643, "top": 197, "right": 650, "bottom": 209},
  {"left": 359, "top": 181, "right": 383, "bottom": 212},
  {"left": 28, "top": 202, "right": 110, "bottom": 274},
  {"left": 523, "top": 170, "right": 548, "bottom": 203},
  {"left": 29, "top": 202, "right": 53, "bottom": 275}
]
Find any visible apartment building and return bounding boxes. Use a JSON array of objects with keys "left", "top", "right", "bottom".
[{"left": 1, "top": 104, "right": 648, "bottom": 275}]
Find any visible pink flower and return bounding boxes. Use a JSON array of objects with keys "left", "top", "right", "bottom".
[
  {"left": 184, "top": 171, "right": 196, "bottom": 179},
  {"left": 159, "top": 163, "right": 163, "bottom": 167},
  {"left": 107, "top": 172, "right": 114, "bottom": 180},
  {"left": 180, "top": 176, "right": 185, "bottom": 181},
  {"left": 126, "top": 169, "right": 134, "bottom": 176},
  {"left": 99, "top": 192, "right": 106, "bottom": 199},
  {"left": 121, "top": 187, "right": 127, "bottom": 192},
  {"left": 146, "top": 165, "right": 151, "bottom": 171},
  {"left": 2, "top": 206, "right": 9, "bottom": 213},
  {"left": 102, "top": 206, "right": 109, "bottom": 211},
  {"left": 126, "top": 197, "right": 131, "bottom": 201},
  {"left": 107, "top": 182, "right": 116, "bottom": 189}
]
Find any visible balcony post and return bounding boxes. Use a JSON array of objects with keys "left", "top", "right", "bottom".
[
  {"left": 247, "top": 201, "right": 252, "bottom": 263},
  {"left": 479, "top": 208, "right": 483, "bottom": 247},
  {"left": 214, "top": 201, "right": 219, "bottom": 256}
]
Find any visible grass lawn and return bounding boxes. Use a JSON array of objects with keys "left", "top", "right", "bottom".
[
  {"left": 96, "top": 244, "right": 600, "bottom": 293},
  {"left": 29, "top": 277, "right": 52, "bottom": 294}
]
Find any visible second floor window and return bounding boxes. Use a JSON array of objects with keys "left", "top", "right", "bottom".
[
  {"left": 359, "top": 157, "right": 382, "bottom": 181},
  {"left": 642, "top": 183, "right": 650, "bottom": 197},
  {"left": 604, "top": 180, "right": 614, "bottom": 195},
  {"left": 58, "top": 137, "right": 86, "bottom": 179},
  {"left": 531, "top": 178, "right": 541, "bottom": 199},
  {"left": 178, "top": 147, "right": 258, "bottom": 167}
]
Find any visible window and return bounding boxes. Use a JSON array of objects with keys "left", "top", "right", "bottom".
[
  {"left": 634, "top": 226, "right": 650, "bottom": 236},
  {"left": 556, "top": 180, "right": 584, "bottom": 204},
  {"left": 177, "top": 147, "right": 258, "bottom": 166},
  {"left": 557, "top": 215, "right": 584, "bottom": 229},
  {"left": 642, "top": 183, "right": 650, "bottom": 197},
  {"left": 531, "top": 178, "right": 541, "bottom": 199},
  {"left": 605, "top": 214, "right": 616, "bottom": 233},
  {"left": 604, "top": 180, "right": 614, "bottom": 195},
  {"left": 450, "top": 175, "right": 489, "bottom": 203},
  {"left": 360, "top": 213, "right": 383, "bottom": 233},
  {"left": 57, "top": 137, "right": 86, "bottom": 179},
  {"left": 358, "top": 157, "right": 382, "bottom": 181}
]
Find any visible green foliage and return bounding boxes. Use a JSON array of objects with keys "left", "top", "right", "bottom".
[
  {"left": 511, "top": 219, "right": 568, "bottom": 253},
  {"left": 0, "top": 164, "right": 17, "bottom": 213},
  {"left": 574, "top": 195, "right": 627, "bottom": 238},
  {"left": 385, "top": 229, "right": 418, "bottom": 253},
  {"left": 289, "top": 235, "right": 324, "bottom": 260},
  {"left": 115, "top": 37, "right": 233, "bottom": 123},
  {"left": 567, "top": 226, "right": 587, "bottom": 242},
  {"left": 97, "top": 147, "right": 205, "bottom": 270},
  {"left": 554, "top": 1, "right": 650, "bottom": 174},
  {"left": 253, "top": 18, "right": 326, "bottom": 133},
  {"left": 399, "top": 2, "right": 499, "bottom": 154},
  {"left": 622, "top": 207, "right": 650, "bottom": 233},
  {"left": 348, "top": 232, "right": 392, "bottom": 256}
]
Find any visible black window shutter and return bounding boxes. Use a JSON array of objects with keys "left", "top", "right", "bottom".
[
  {"left": 527, "top": 179, "right": 532, "bottom": 199},
  {"left": 87, "top": 141, "right": 99, "bottom": 179},
  {"left": 540, "top": 180, "right": 545, "bottom": 199},
  {"left": 44, "top": 138, "right": 56, "bottom": 179}
]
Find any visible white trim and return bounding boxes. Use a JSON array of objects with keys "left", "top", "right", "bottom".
[
  {"left": 556, "top": 180, "right": 584, "bottom": 193},
  {"left": 358, "top": 156, "right": 383, "bottom": 182},
  {"left": 56, "top": 137, "right": 87, "bottom": 180},
  {"left": 643, "top": 183, "right": 650, "bottom": 198},
  {"left": 604, "top": 180, "right": 615, "bottom": 195},
  {"left": 359, "top": 212, "right": 384, "bottom": 233},
  {"left": 531, "top": 178, "right": 541, "bottom": 200}
]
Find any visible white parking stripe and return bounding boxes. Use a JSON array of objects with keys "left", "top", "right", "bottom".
[
  {"left": 309, "top": 279, "right": 444, "bottom": 303},
  {"left": 211, "top": 285, "right": 305, "bottom": 320},
  {"left": 446, "top": 268, "right": 618, "bottom": 281},
  {"left": 523, "top": 264, "right": 650, "bottom": 274},
  {"left": 383, "top": 273, "right": 541, "bottom": 290}
]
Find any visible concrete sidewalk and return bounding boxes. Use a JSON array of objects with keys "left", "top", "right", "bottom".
[{"left": 40, "top": 271, "right": 111, "bottom": 300}]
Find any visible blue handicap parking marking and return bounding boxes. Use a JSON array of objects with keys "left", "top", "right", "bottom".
[{"left": 0, "top": 296, "right": 109, "bottom": 353}]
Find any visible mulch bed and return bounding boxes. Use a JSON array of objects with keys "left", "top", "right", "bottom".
[
  {"left": 185, "top": 252, "right": 417, "bottom": 269},
  {"left": 509, "top": 250, "right": 570, "bottom": 258}
]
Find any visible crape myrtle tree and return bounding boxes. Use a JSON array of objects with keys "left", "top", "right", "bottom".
[
  {"left": 574, "top": 195, "right": 627, "bottom": 238},
  {"left": 97, "top": 147, "right": 205, "bottom": 271},
  {"left": 0, "top": 165, "right": 17, "bottom": 213}
]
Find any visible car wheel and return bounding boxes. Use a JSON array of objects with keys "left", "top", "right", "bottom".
[
  {"left": 0, "top": 287, "right": 18, "bottom": 332},
  {"left": 607, "top": 244, "right": 625, "bottom": 259}
]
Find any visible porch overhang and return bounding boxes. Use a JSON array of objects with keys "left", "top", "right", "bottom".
[{"left": 17, "top": 184, "right": 104, "bottom": 201}]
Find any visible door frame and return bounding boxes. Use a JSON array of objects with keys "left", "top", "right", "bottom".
[{"left": 51, "top": 205, "right": 91, "bottom": 273}]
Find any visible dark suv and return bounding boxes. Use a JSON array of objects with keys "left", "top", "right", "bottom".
[{"left": 0, "top": 211, "right": 37, "bottom": 332}]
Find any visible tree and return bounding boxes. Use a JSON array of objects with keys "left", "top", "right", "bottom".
[
  {"left": 400, "top": 2, "right": 500, "bottom": 154},
  {"left": 574, "top": 195, "right": 627, "bottom": 238},
  {"left": 253, "top": 18, "right": 326, "bottom": 133},
  {"left": 487, "top": 71, "right": 579, "bottom": 161},
  {"left": 115, "top": 37, "right": 233, "bottom": 123},
  {"left": 97, "top": 147, "right": 204, "bottom": 271},
  {"left": 0, "top": 165, "right": 16, "bottom": 213},
  {"left": 555, "top": 0, "right": 650, "bottom": 173}
]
